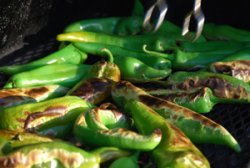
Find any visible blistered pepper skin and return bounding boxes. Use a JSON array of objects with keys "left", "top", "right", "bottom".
[
  {"left": 124, "top": 100, "right": 210, "bottom": 168},
  {"left": 0, "top": 141, "right": 130, "bottom": 168},
  {"left": 111, "top": 81, "right": 241, "bottom": 152},
  {"left": 0, "top": 96, "right": 93, "bottom": 138}
]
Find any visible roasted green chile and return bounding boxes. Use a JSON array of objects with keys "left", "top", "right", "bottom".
[
  {"left": 0, "top": 96, "right": 93, "bottom": 138},
  {"left": 111, "top": 81, "right": 241, "bottom": 152},
  {"left": 0, "top": 85, "right": 68, "bottom": 108},
  {"left": 144, "top": 87, "right": 216, "bottom": 113},
  {"left": 0, "top": 141, "right": 130, "bottom": 168},
  {"left": 166, "top": 71, "right": 250, "bottom": 102},
  {"left": 109, "top": 152, "right": 140, "bottom": 168},
  {"left": 210, "top": 60, "right": 250, "bottom": 84},
  {"left": 124, "top": 100, "right": 210, "bottom": 168},
  {"left": 74, "top": 103, "right": 161, "bottom": 150},
  {"left": 0, "top": 44, "right": 87, "bottom": 75},
  {"left": 0, "top": 130, "right": 53, "bottom": 149}
]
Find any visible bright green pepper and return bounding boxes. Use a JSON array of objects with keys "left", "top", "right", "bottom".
[
  {"left": 109, "top": 152, "right": 140, "bottom": 168},
  {"left": 220, "top": 47, "right": 250, "bottom": 61},
  {"left": 0, "top": 85, "right": 68, "bottom": 108},
  {"left": 166, "top": 71, "right": 250, "bottom": 102},
  {"left": 73, "top": 42, "right": 172, "bottom": 70},
  {"left": 0, "top": 96, "right": 93, "bottom": 138},
  {"left": 0, "top": 44, "right": 87, "bottom": 75},
  {"left": 203, "top": 23, "right": 250, "bottom": 42},
  {"left": 74, "top": 103, "right": 161, "bottom": 150},
  {"left": 111, "top": 81, "right": 241, "bottom": 152},
  {"left": 3, "top": 63, "right": 91, "bottom": 89},
  {"left": 0, "top": 141, "right": 130, "bottom": 168},
  {"left": 124, "top": 100, "right": 210, "bottom": 168},
  {"left": 57, "top": 31, "right": 181, "bottom": 53},
  {"left": 0, "top": 130, "right": 53, "bottom": 149}
]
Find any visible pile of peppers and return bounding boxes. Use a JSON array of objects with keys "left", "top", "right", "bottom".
[{"left": 0, "top": 1, "right": 250, "bottom": 167}]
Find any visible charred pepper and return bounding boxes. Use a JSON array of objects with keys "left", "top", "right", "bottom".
[
  {"left": 124, "top": 100, "right": 210, "bottom": 168},
  {"left": 111, "top": 81, "right": 241, "bottom": 152},
  {"left": 74, "top": 103, "right": 161, "bottom": 150}
]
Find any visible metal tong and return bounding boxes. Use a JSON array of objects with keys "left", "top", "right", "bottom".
[{"left": 143, "top": 0, "right": 205, "bottom": 41}]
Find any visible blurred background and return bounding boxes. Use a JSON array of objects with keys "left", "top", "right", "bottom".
[{"left": 0, "top": 0, "right": 250, "bottom": 58}]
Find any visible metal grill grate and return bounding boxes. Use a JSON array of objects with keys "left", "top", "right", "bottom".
[{"left": 0, "top": 40, "right": 249, "bottom": 168}]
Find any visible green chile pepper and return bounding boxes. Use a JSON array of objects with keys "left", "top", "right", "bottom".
[
  {"left": 144, "top": 87, "right": 216, "bottom": 113},
  {"left": 73, "top": 42, "right": 172, "bottom": 70},
  {"left": 203, "top": 23, "right": 250, "bottom": 42},
  {"left": 0, "top": 85, "right": 68, "bottom": 108},
  {"left": 124, "top": 100, "right": 210, "bottom": 168},
  {"left": 57, "top": 31, "right": 181, "bottom": 53},
  {"left": 0, "top": 141, "right": 130, "bottom": 168},
  {"left": 179, "top": 40, "right": 250, "bottom": 53},
  {"left": 0, "top": 44, "right": 87, "bottom": 75},
  {"left": 109, "top": 152, "right": 140, "bottom": 168},
  {"left": 74, "top": 103, "right": 161, "bottom": 150},
  {"left": 111, "top": 81, "right": 241, "bottom": 152},
  {"left": 0, "top": 137, "right": 11, "bottom": 156},
  {"left": 166, "top": 71, "right": 250, "bottom": 102},
  {"left": 3, "top": 63, "right": 91, "bottom": 89},
  {"left": 0, "top": 130, "right": 53, "bottom": 149},
  {"left": 68, "top": 78, "right": 114, "bottom": 105},
  {"left": 0, "top": 96, "right": 93, "bottom": 138},
  {"left": 220, "top": 47, "right": 250, "bottom": 61},
  {"left": 210, "top": 60, "right": 250, "bottom": 84}
]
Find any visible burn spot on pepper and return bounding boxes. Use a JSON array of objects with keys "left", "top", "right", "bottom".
[
  {"left": 24, "top": 106, "right": 67, "bottom": 130},
  {"left": 25, "top": 87, "right": 49, "bottom": 97}
]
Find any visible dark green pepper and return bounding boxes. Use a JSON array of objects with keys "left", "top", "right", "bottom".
[
  {"left": 124, "top": 100, "right": 210, "bottom": 168},
  {"left": 0, "top": 137, "right": 11, "bottom": 156},
  {"left": 166, "top": 71, "right": 250, "bottom": 102},
  {"left": 0, "top": 141, "right": 130, "bottom": 168},
  {"left": 0, "top": 85, "right": 68, "bottom": 108},
  {"left": 0, "top": 44, "right": 87, "bottom": 75},
  {"left": 111, "top": 81, "right": 241, "bottom": 152},
  {"left": 109, "top": 152, "right": 140, "bottom": 168},
  {"left": 210, "top": 60, "right": 250, "bottom": 84},
  {"left": 203, "top": 23, "right": 250, "bottom": 42},
  {"left": 0, "top": 96, "right": 93, "bottom": 138},
  {"left": 74, "top": 103, "right": 161, "bottom": 150},
  {"left": 220, "top": 47, "right": 250, "bottom": 61}
]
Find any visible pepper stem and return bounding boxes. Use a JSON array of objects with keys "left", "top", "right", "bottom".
[
  {"left": 101, "top": 48, "right": 114, "bottom": 63},
  {"left": 142, "top": 45, "right": 173, "bottom": 60}
]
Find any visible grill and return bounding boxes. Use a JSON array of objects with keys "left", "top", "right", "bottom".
[{"left": 0, "top": 0, "right": 249, "bottom": 167}]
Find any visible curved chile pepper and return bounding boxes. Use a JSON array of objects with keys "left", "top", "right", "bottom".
[
  {"left": 0, "top": 44, "right": 87, "bottom": 75},
  {"left": 124, "top": 100, "right": 210, "bottom": 168},
  {"left": 203, "top": 23, "right": 250, "bottom": 42},
  {"left": 0, "top": 85, "right": 68, "bottom": 108},
  {"left": 111, "top": 81, "right": 241, "bottom": 152},
  {"left": 144, "top": 87, "right": 216, "bottom": 113},
  {"left": 166, "top": 71, "right": 250, "bottom": 102},
  {"left": 3, "top": 64, "right": 91, "bottom": 89},
  {"left": 74, "top": 103, "right": 161, "bottom": 150},
  {"left": 0, "top": 130, "right": 53, "bottom": 149},
  {"left": 0, "top": 141, "right": 130, "bottom": 168},
  {"left": 0, "top": 96, "right": 93, "bottom": 138}
]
